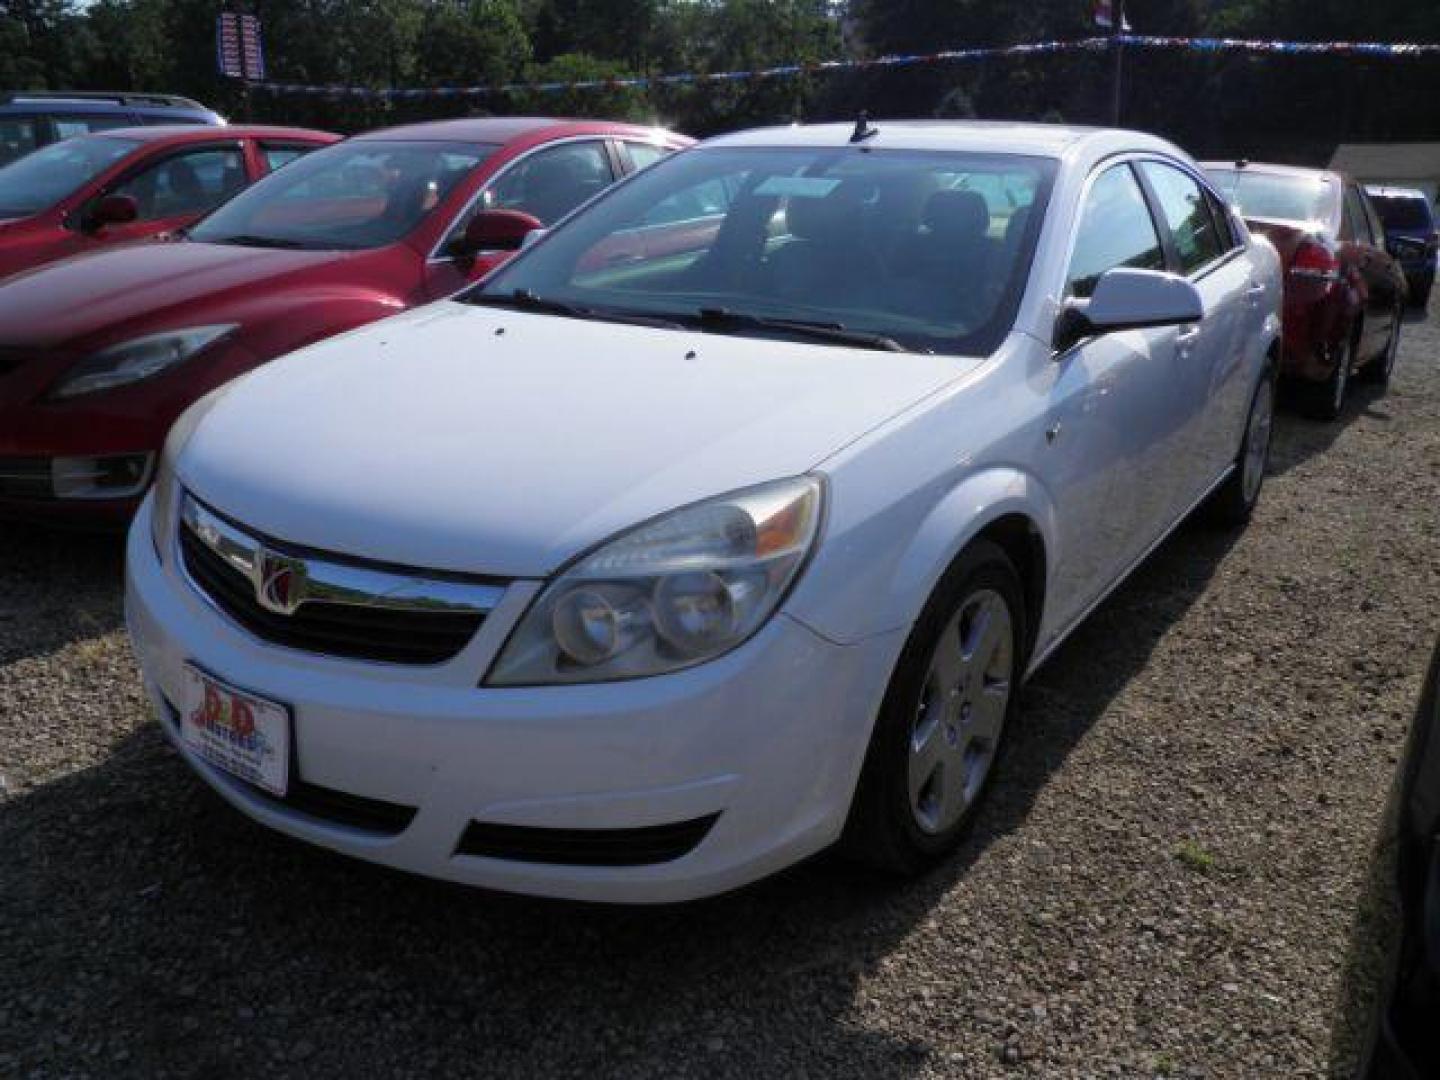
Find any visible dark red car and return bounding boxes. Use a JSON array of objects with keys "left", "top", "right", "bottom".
[
  {"left": 1204, "top": 161, "right": 1407, "bottom": 420},
  {"left": 0, "top": 125, "right": 339, "bottom": 282},
  {"left": 0, "top": 117, "right": 691, "bottom": 524}
]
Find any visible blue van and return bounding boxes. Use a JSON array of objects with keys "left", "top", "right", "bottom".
[
  {"left": 0, "top": 92, "right": 225, "bottom": 168},
  {"left": 1366, "top": 185, "right": 1438, "bottom": 309}
]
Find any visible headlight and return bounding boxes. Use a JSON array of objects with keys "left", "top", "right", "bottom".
[
  {"left": 486, "top": 476, "right": 823, "bottom": 685},
  {"left": 49, "top": 324, "right": 237, "bottom": 400},
  {"left": 148, "top": 387, "right": 232, "bottom": 563}
]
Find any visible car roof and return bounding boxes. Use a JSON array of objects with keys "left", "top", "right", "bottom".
[
  {"left": 352, "top": 117, "right": 684, "bottom": 145},
  {"left": 702, "top": 120, "right": 1131, "bottom": 157},
  {"left": 0, "top": 95, "right": 218, "bottom": 119},
  {"left": 1200, "top": 160, "right": 1344, "bottom": 185},
  {"left": 91, "top": 125, "right": 339, "bottom": 147}
]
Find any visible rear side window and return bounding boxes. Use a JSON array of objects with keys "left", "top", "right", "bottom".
[
  {"left": 52, "top": 114, "right": 135, "bottom": 140},
  {"left": 0, "top": 116, "right": 40, "bottom": 167},
  {"left": 625, "top": 142, "right": 670, "bottom": 172},
  {"left": 1139, "top": 161, "right": 1225, "bottom": 275},
  {"left": 1066, "top": 163, "right": 1165, "bottom": 299},
  {"left": 261, "top": 144, "right": 317, "bottom": 172}
]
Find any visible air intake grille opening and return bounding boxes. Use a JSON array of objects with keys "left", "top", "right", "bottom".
[
  {"left": 180, "top": 524, "right": 487, "bottom": 665},
  {"left": 455, "top": 815, "right": 720, "bottom": 867}
]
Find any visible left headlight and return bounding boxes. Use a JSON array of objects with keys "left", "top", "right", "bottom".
[
  {"left": 486, "top": 476, "right": 824, "bottom": 686},
  {"left": 50, "top": 324, "right": 237, "bottom": 400},
  {"left": 148, "top": 385, "right": 233, "bottom": 563}
]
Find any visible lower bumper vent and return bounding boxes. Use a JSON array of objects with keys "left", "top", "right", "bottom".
[{"left": 455, "top": 815, "right": 719, "bottom": 867}]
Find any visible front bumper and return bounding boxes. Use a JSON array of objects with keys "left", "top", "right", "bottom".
[
  {"left": 125, "top": 498, "right": 903, "bottom": 903},
  {"left": 0, "top": 339, "right": 260, "bottom": 524}
]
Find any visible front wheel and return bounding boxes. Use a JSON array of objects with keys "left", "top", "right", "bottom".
[
  {"left": 841, "top": 540, "right": 1025, "bottom": 876},
  {"left": 1205, "top": 367, "right": 1276, "bottom": 528}
]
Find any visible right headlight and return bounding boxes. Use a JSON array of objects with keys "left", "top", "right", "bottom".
[{"left": 485, "top": 476, "right": 823, "bottom": 686}]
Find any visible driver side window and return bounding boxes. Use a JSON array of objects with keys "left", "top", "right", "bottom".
[
  {"left": 108, "top": 146, "right": 248, "bottom": 222},
  {"left": 1066, "top": 164, "right": 1165, "bottom": 299},
  {"left": 472, "top": 141, "right": 614, "bottom": 232}
]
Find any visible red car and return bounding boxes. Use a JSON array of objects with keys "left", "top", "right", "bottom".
[
  {"left": 1204, "top": 161, "right": 1407, "bottom": 420},
  {"left": 0, "top": 117, "right": 691, "bottom": 524},
  {"left": 0, "top": 125, "right": 339, "bottom": 282}
]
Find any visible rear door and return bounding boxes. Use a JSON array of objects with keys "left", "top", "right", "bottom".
[
  {"left": 1341, "top": 182, "right": 1391, "bottom": 359},
  {"left": 1136, "top": 159, "right": 1252, "bottom": 500}
]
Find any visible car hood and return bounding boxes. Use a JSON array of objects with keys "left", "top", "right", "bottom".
[
  {"left": 179, "top": 302, "right": 978, "bottom": 578},
  {"left": 0, "top": 240, "right": 353, "bottom": 348}
]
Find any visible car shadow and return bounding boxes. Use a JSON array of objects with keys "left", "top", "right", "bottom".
[
  {"left": 1, "top": 514, "right": 1244, "bottom": 1077},
  {"left": 0, "top": 521, "right": 126, "bottom": 665},
  {"left": 1267, "top": 382, "right": 1394, "bottom": 479},
  {"left": 1325, "top": 754, "right": 1405, "bottom": 1077}
]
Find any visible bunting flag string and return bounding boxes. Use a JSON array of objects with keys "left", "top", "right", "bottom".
[{"left": 252, "top": 34, "right": 1440, "bottom": 101}]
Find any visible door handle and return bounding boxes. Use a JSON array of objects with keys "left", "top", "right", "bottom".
[{"left": 1176, "top": 325, "right": 1202, "bottom": 344}]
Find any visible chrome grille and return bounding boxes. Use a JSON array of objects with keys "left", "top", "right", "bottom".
[{"left": 179, "top": 494, "right": 504, "bottom": 665}]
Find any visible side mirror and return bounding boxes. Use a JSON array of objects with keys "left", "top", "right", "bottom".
[
  {"left": 1389, "top": 236, "right": 1426, "bottom": 260},
  {"left": 1053, "top": 268, "right": 1204, "bottom": 355},
  {"left": 86, "top": 193, "right": 139, "bottom": 231},
  {"left": 450, "top": 209, "right": 543, "bottom": 258}
]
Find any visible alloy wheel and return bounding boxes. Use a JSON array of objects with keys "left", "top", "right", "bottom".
[
  {"left": 908, "top": 588, "right": 1014, "bottom": 835},
  {"left": 1241, "top": 377, "right": 1275, "bottom": 505}
]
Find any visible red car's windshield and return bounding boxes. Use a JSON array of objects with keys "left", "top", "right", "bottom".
[
  {"left": 189, "top": 140, "right": 496, "bottom": 251},
  {"left": 0, "top": 135, "right": 140, "bottom": 218}
]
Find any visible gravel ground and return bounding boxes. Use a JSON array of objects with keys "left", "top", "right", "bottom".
[{"left": 3, "top": 308, "right": 1439, "bottom": 1079}]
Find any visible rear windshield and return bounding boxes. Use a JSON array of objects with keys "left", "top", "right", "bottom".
[
  {"left": 0, "top": 135, "right": 140, "bottom": 217},
  {"left": 1205, "top": 168, "right": 1336, "bottom": 228},
  {"left": 1368, "top": 194, "right": 1434, "bottom": 232}
]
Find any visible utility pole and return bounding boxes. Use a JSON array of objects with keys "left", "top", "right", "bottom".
[{"left": 1109, "top": 0, "right": 1126, "bottom": 127}]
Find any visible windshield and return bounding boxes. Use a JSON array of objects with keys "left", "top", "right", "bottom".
[
  {"left": 0, "top": 135, "right": 139, "bottom": 217},
  {"left": 1205, "top": 168, "right": 1336, "bottom": 229},
  {"left": 471, "top": 145, "right": 1057, "bottom": 356},
  {"left": 1368, "top": 194, "right": 1434, "bottom": 232},
  {"left": 189, "top": 140, "right": 496, "bottom": 251}
]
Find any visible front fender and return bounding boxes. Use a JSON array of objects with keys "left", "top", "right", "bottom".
[{"left": 785, "top": 464, "right": 1058, "bottom": 649}]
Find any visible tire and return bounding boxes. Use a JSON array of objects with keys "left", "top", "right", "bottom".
[
  {"left": 1204, "top": 366, "right": 1276, "bottom": 528},
  {"left": 1303, "top": 329, "right": 1355, "bottom": 421},
  {"left": 841, "top": 539, "right": 1026, "bottom": 876},
  {"left": 1409, "top": 272, "right": 1433, "bottom": 310},
  {"left": 1359, "top": 306, "right": 1402, "bottom": 388}
]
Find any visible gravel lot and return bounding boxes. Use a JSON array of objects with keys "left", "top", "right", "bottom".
[{"left": 3, "top": 307, "right": 1438, "bottom": 1079}]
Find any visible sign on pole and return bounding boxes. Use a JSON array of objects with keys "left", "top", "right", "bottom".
[{"left": 216, "top": 12, "right": 265, "bottom": 82}]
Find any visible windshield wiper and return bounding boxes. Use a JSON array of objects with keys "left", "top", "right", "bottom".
[
  {"left": 467, "top": 289, "right": 686, "bottom": 330},
  {"left": 692, "top": 307, "right": 911, "bottom": 353},
  {"left": 204, "top": 234, "right": 313, "bottom": 250}
]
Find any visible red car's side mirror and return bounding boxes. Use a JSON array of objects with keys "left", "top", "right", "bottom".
[
  {"left": 88, "top": 193, "right": 139, "bottom": 231},
  {"left": 451, "top": 209, "right": 543, "bottom": 258}
]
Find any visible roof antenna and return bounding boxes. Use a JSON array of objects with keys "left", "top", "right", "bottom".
[{"left": 850, "top": 111, "right": 878, "bottom": 144}]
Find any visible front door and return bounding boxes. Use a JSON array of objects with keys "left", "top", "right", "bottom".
[{"left": 1039, "top": 161, "right": 1184, "bottom": 628}]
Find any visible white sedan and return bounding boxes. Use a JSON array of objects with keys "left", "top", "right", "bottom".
[{"left": 126, "top": 121, "right": 1282, "bottom": 902}]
